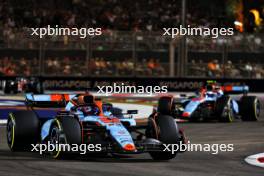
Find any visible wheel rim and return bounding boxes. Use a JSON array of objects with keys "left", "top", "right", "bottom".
[
  {"left": 50, "top": 126, "right": 61, "bottom": 158},
  {"left": 228, "top": 102, "right": 234, "bottom": 122},
  {"left": 223, "top": 100, "right": 233, "bottom": 122},
  {"left": 7, "top": 119, "right": 13, "bottom": 145},
  {"left": 50, "top": 126, "right": 59, "bottom": 144},
  {"left": 255, "top": 100, "right": 260, "bottom": 118},
  {"left": 50, "top": 119, "right": 63, "bottom": 158},
  {"left": 7, "top": 116, "right": 15, "bottom": 148}
]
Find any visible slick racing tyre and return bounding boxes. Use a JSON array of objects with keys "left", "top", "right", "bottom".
[
  {"left": 157, "top": 96, "right": 173, "bottom": 115},
  {"left": 240, "top": 96, "right": 260, "bottom": 121},
  {"left": 215, "top": 96, "right": 234, "bottom": 122},
  {"left": 6, "top": 111, "right": 39, "bottom": 151},
  {"left": 49, "top": 116, "right": 81, "bottom": 159},
  {"left": 147, "top": 115, "right": 180, "bottom": 160}
]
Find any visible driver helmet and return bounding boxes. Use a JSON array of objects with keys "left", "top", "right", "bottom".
[
  {"left": 80, "top": 106, "right": 100, "bottom": 116},
  {"left": 73, "top": 94, "right": 94, "bottom": 105},
  {"left": 206, "top": 84, "right": 215, "bottom": 91}
]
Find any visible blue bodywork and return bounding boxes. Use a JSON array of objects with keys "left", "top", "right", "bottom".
[
  {"left": 179, "top": 85, "right": 248, "bottom": 118},
  {"left": 26, "top": 94, "right": 137, "bottom": 151}
]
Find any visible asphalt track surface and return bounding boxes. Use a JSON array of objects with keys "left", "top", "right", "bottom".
[{"left": 0, "top": 99, "right": 264, "bottom": 176}]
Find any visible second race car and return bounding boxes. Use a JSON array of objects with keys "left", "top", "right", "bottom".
[{"left": 157, "top": 81, "right": 260, "bottom": 122}]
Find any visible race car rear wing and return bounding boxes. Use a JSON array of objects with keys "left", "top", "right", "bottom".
[
  {"left": 222, "top": 85, "right": 249, "bottom": 94},
  {"left": 25, "top": 94, "right": 76, "bottom": 108}
]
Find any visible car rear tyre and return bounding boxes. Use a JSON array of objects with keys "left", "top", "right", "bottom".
[
  {"left": 148, "top": 115, "right": 179, "bottom": 160},
  {"left": 240, "top": 96, "right": 260, "bottom": 121},
  {"left": 157, "top": 96, "right": 173, "bottom": 115},
  {"left": 215, "top": 96, "right": 234, "bottom": 122},
  {"left": 6, "top": 111, "right": 39, "bottom": 151},
  {"left": 49, "top": 116, "right": 81, "bottom": 159}
]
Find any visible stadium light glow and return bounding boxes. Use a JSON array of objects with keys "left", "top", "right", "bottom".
[
  {"left": 234, "top": 21, "right": 243, "bottom": 27},
  {"left": 250, "top": 9, "right": 262, "bottom": 26}
]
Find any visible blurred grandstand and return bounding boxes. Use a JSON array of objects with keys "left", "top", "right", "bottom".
[{"left": 0, "top": 0, "right": 264, "bottom": 78}]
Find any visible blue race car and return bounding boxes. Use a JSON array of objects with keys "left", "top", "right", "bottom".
[
  {"left": 6, "top": 93, "right": 185, "bottom": 160},
  {"left": 157, "top": 81, "right": 260, "bottom": 122}
]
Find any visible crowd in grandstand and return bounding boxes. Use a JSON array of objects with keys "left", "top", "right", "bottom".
[
  {"left": 187, "top": 34, "right": 264, "bottom": 52},
  {"left": 0, "top": 0, "right": 263, "bottom": 78},
  {"left": 188, "top": 59, "right": 264, "bottom": 78},
  {"left": 0, "top": 56, "right": 263, "bottom": 78},
  {"left": 0, "top": 0, "right": 230, "bottom": 47},
  {"left": 45, "top": 57, "right": 166, "bottom": 76},
  {"left": 0, "top": 56, "right": 38, "bottom": 76},
  {"left": 0, "top": 0, "right": 220, "bottom": 31},
  {"left": 0, "top": 56, "right": 166, "bottom": 77},
  {"left": 0, "top": 0, "right": 263, "bottom": 52}
]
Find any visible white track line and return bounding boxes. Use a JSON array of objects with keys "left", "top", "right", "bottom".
[{"left": 0, "top": 120, "right": 7, "bottom": 124}]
